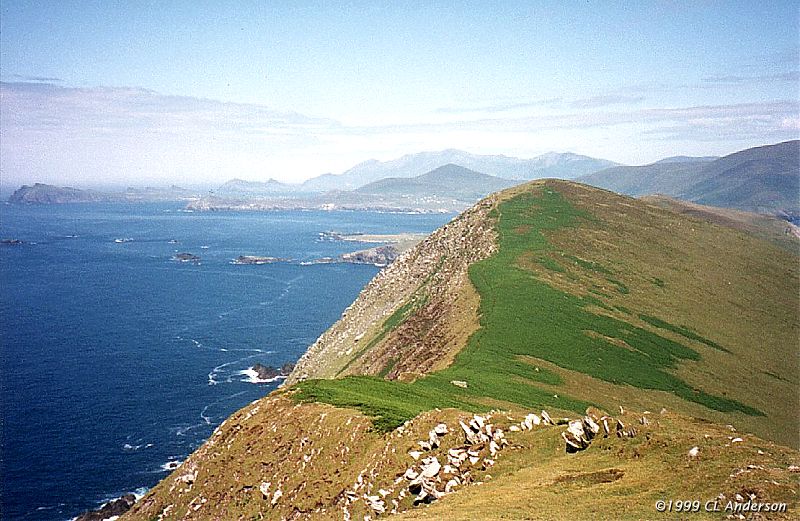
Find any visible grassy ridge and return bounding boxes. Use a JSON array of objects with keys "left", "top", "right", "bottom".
[
  {"left": 459, "top": 189, "right": 757, "bottom": 414},
  {"left": 294, "top": 185, "right": 761, "bottom": 430}
]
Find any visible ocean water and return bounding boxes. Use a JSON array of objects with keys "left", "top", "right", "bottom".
[{"left": 0, "top": 202, "right": 452, "bottom": 520}]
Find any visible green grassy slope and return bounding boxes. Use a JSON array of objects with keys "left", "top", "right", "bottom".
[{"left": 295, "top": 180, "right": 797, "bottom": 444}]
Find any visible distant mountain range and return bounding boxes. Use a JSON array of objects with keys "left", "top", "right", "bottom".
[
  {"left": 578, "top": 141, "right": 799, "bottom": 215},
  {"left": 189, "top": 164, "right": 518, "bottom": 213},
  {"left": 188, "top": 150, "right": 619, "bottom": 212},
  {"left": 299, "top": 149, "right": 618, "bottom": 191},
  {"left": 10, "top": 142, "right": 798, "bottom": 218}
]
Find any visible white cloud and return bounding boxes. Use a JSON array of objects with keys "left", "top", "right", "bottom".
[{"left": 1, "top": 81, "right": 797, "bottom": 186}]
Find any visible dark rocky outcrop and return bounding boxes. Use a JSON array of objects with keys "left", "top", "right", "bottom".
[
  {"left": 232, "top": 255, "right": 290, "bottom": 265},
  {"left": 252, "top": 363, "right": 281, "bottom": 380},
  {"left": 339, "top": 245, "right": 399, "bottom": 266},
  {"left": 251, "top": 362, "right": 296, "bottom": 381},
  {"left": 74, "top": 494, "right": 136, "bottom": 521},
  {"left": 173, "top": 252, "right": 200, "bottom": 262}
]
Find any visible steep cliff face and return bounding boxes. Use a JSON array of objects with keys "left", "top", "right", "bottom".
[
  {"left": 288, "top": 197, "right": 497, "bottom": 384},
  {"left": 124, "top": 180, "right": 799, "bottom": 520}
]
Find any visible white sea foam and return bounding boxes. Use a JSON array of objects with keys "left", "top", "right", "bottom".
[
  {"left": 200, "top": 405, "right": 213, "bottom": 425},
  {"left": 207, "top": 352, "right": 272, "bottom": 385},
  {"left": 160, "top": 460, "right": 182, "bottom": 471},
  {"left": 72, "top": 487, "right": 148, "bottom": 521},
  {"left": 238, "top": 368, "right": 286, "bottom": 384}
]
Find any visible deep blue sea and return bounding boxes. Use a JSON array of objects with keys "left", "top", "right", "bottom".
[{"left": 0, "top": 202, "right": 452, "bottom": 520}]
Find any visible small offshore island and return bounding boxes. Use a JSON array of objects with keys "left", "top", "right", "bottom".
[
  {"left": 173, "top": 252, "right": 201, "bottom": 263},
  {"left": 232, "top": 255, "right": 290, "bottom": 265}
]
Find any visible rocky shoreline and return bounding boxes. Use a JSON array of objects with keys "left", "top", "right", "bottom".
[
  {"left": 74, "top": 494, "right": 137, "bottom": 521},
  {"left": 249, "top": 363, "right": 296, "bottom": 381}
]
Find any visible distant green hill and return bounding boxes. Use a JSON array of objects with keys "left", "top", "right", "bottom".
[
  {"left": 579, "top": 140, "right": 799, "bottom": 214},
  {"left": 356, "top": 164, "right": 518, "bottom": 202}
]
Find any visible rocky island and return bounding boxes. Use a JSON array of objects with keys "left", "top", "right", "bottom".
[
  {"left": 232, "top": 255, "right": 291, "bottom": 265},
  {"left": 173, "top": 252, "right": 200, "bottom": 263}
]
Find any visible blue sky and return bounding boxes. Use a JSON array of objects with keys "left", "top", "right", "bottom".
[{"left": 1, "top": 1, "right": 798, "bottom": 185}]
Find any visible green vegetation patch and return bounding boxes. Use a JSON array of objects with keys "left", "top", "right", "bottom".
[
  {"left": 638, "top": 314, "right": 729, "bottom": 353},
  {"left": 535, "top": 255, "right": 566, "bottom": 273},
  {"left": 294, "top": 376, "right": 481, "bottom": 432},
  {"left": 377, "top": 358, "right": 397, "bottom": 379},
  {"left": 296, "top": 186, "right": 760, "bottom": 431},
  {"left": 566, "top": 255, "right": 614, "bottom": 275}
]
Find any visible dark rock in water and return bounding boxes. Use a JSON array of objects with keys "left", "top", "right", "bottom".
[
  {"left": 232, "top": 255, "right": 290, "bottom": 265},
  {"left": 174, "top": 252, "right": 200, "bottom": 262},
  {"left": 252, "top": 363, "right": 281, "bottom": 380},
  {"left": 250, "top": 362, "right": 296, "bottom": 381},
  {"left": 74, "top": 494, "right": 136, "bottom": 521},
  {"left": 339, "top": 245, "right": 399, "bottom": 266}
]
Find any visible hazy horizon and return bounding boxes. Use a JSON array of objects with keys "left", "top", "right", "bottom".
[
  {"left": 1, "top": 1, "right": 797, "bottom": 187},
  {"left": 1, "top": 140, "right": 796, "bottom": 193}
]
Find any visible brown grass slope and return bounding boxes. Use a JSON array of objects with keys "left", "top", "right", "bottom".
[
  {"left": 640, "top": 195, "right": 799, "bottom": 252},
  {"left": 123, "top": 398, "right": 799, "bottom": 521},
  {"left": 288, "top": 197, "right": 497, "bottom": 384}
]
